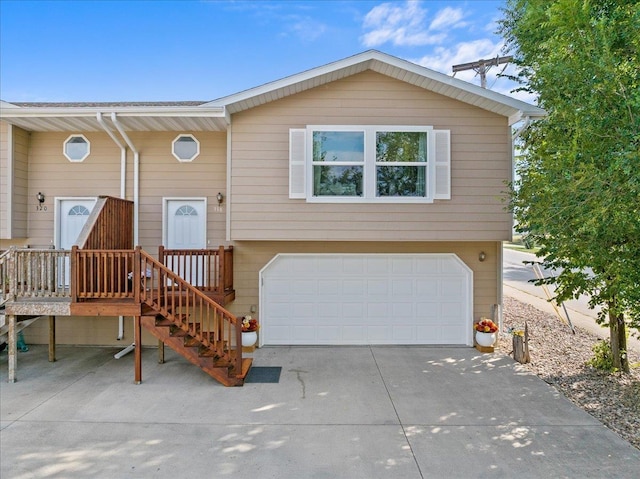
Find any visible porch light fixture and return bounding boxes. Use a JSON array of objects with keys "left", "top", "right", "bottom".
[
  {"left": 37, "top": 192, "right": 45, "bottom": 203},
  {"left": 479, "top": 251, "right": 486, "bottom": 262},
  {"left": 216, "top": 192, "right": 224, "bottom": 205}
]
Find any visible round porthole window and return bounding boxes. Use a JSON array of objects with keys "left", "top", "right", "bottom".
[
  {"left": 63, "top": 134, "right": 90, "bottom": 162},
  {"left": 172, "top": 134, "right": 200, "bottom": 162}
]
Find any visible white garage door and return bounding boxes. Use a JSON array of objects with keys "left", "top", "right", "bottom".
[{"left": 260, "top": 254, "right": 473, "bottom": 346}]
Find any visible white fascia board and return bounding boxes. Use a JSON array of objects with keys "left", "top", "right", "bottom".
[
  {"left": 204, "top": 49, "right": 546, "bottom": 121},
  {"left": 0, "top": 105, "right": 225, "bottom": 119},
  {"left": 0, "top": 105, "right": 228, "bottom": 131}
]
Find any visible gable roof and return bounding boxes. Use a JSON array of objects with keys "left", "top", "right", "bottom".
[
  {"left": 0, "top": 50, "right": 544, "bottom": 132},
  {"left": 205, "top": 50, "right": 545, "bottom": 125}
]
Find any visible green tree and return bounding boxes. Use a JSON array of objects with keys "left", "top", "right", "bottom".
[{"left": 499, "top": 0, "right": 640, "bottom": 372}]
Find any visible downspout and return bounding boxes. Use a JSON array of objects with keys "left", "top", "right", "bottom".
[
  {"left": 96, "top": 113, "right": 127, "bottom": 340},
  {"left": 96, "top": 112, "right": 126, "bottom": 199},
  {"left": 6, "top": 124, "right": 13, "bottom": 238},
  {"left": 109, "top": 113, "right": 139, "bottom": 359},
  {"left": 512, "top": 115, "right": 531, "bottom": 142},
  {"left": 111, "top": 111, "right": 140, "bottom": 359},
  {"left": 500, "top": 114, "right": 532, "bottom": 332},
  {"left": 110, "top": 112, "right": 139, "bottom": 245}
]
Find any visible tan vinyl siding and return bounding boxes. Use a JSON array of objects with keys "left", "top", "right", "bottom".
[
  {"left": 13, "top": 126, "right": 30, "bottom": 238},
  {"left": 229, "top": 71, "right": 513, "bottom": 241},
  {"left": 21, "top": 130, "right": 228, "bottom": 346},
  {"left": 22, "top": 316, "right": 160, "bottom": 347},
  {"left": 227, "top": 240, "right": 500, "bottom": 325},
  {"left": 0, "top": 122, "right": 29, "bottom": 239},
  {"left": 135, "top": 131, "right": 228, "bottom": 251},
  {"left": 20, "top": 130, "right": 227, "bottom": 249},
  {"left": 0, "top": 121, "right": 8, "bottom": 238}
]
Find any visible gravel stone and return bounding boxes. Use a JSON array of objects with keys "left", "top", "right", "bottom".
[{"left": 498, "top": 296, "right": 640, "bottom": 450}]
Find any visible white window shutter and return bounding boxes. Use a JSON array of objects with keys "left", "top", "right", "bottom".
[
  {"left": 289, "top": 128, "right": 306, "bottom": 199},
  {"left": 433, "top": 129, "right": 451, "bottom": 200}
]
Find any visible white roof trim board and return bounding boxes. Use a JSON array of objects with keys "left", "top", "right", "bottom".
[
  {"left": 204, "top": 50, "right": 545, "bottom": 125},
  {"left": 0, "top": 50, "right": 544, "bottom": 132}
]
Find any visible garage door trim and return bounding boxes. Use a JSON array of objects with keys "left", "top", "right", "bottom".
[{"left": 259, "top": 253, "right": 473, "bottom": 347}]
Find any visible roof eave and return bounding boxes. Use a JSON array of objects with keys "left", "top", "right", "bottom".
[
  {"left": 205, "top": 50, "right": 546, "bottom": 122},
  {"left": 0, "top": 103, "right": 229, "bottom": 132}
]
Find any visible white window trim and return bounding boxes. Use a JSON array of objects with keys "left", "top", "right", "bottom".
[
  {"left": 305, "top": 125, "right": 436, "bottom": 203},
  {"left": 63, "top": 134, "right": 90, "bottom": 162},
  {"left": 172, "top": 134, "right": 200, "bottom": 162}
]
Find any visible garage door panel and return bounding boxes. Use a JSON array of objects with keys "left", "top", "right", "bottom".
[
  {"left": 392, "top": 302, "right": 414, "bottom": 317},
  {"left": 344, "top": 257, "right": 366, "bottom": 273},
  {"left": 392, "top": 279, "right": 414, "bottom": 295},
  {"left": 391, "top": 257, "right": 414, "bottom": 273},
  {"left": 318, "top": 279, "right": 340, "bottom": 294},
  {"left": 441, "top": 278, "right": 465, "bottom": 297},
  {"left": 367, "top": 257, "right": 389, "bottom": 274},
  {"left": 367, "top": 302, "right": 390, "bottom": 318},
  {"left": 344, "top": 280, "right": 366, "bottom": 296},
  {"left": 368, "top": 279, "right": 389, "bottom": 295},
  {"left": 261, "top": 254, "right": 472, "bottom": 346}
]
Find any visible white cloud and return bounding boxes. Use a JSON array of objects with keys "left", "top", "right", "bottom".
[
  {"left": 429, "top": 7, "right": 466, "bottom": 31},
  {"left": 287, "top": 16, "right": 327, "bottom": 42},
  {"left": 361, "top": 0, "right": 446, "bottom": 47}
]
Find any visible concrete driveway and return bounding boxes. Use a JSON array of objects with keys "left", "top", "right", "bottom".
[{"left": 2, "top": 345, "right": 639, "bottom": 478}]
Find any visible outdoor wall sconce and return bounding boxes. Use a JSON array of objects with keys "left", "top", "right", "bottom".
[
  {"left": 216, "top": 192, "right": 224, "bottom": 205},
  {"left": 479, "top": 251, "right": 486, "bottom": 262},
  {"left": 37, "top": 192, "right": 45, "bottom": 203}
]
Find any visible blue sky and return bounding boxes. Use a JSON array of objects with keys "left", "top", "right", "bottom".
[{"left": 0, "top": 0, "right": 526, "bottom": 103}]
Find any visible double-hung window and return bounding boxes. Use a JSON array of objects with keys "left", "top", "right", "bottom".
[{"left": 290, "top": 125, "right": 450, "bottom": 203}]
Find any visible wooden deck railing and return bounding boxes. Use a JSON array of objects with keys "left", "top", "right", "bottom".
[
  {"left": 68, "top": 246, "right": 241, "bottom": 371},
  {"left": 71, "top": 247, "right": 135, "bottom": 300},
  {"left": 159, "top": 246, "right": 234, "bottom": 293},
  {"left": 2, "top": 247, "right": 72, "bottom": 300}
]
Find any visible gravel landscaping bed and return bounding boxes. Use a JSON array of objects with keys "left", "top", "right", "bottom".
[{"left": 499, "top": 296, "right": 640, "bottom": 450}]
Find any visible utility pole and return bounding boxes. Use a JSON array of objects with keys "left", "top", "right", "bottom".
[{"left": 452, "top": 56, "right": 513, "bottom": 88}]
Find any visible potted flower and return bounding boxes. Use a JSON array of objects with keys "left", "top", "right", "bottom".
[
  {"left": 241, "top": 316, "right": 259, "bottom": 347},
  {"left": 475, "top": 318, "right": 498, "bottom": 347}
]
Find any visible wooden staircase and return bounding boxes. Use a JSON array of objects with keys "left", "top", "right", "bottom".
[
  {"left": 1, "top": 195, "right": 249, "bottom": 386},
  {"left": 141, "top": 315, "right": 251, "bottom": 386},
  {"left": 132, "top": 249, "right": 251, "bottom": 386}
]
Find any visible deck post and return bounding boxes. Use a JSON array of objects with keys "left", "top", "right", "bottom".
[
  {"left": 158, "top": 339, "right": 164, "bottom": 364},
  {"left": 48, "top": 315, "right": 56, "bottom": 362},
  {"left": 134, "top": 315, "right": 142, "bottom": 384},
  {"left": 8, "top": 314, "right": 16, "bottom": 382},
  {"left": 218, "top": 245, "right": 225, "bottom": 294},
  {"left": 70, "top": 246, "right": 78, "bottom": 302}
]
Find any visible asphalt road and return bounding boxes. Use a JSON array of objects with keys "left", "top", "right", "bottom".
[
  {"left": 503, "top": 247, "right": 600, "bottom": 318},
  {"left": 503, "top": 246, "right": 640, "bottom": 353}
]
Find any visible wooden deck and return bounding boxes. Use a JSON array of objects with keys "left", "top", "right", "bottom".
[{"left": 2, "top": 195, "right": 246, "bottom": 386}]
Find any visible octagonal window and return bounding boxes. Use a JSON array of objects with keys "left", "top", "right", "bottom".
[
  {"left": 64, "top": 134, "right": 90, "bottom": 162},
  {"left": 172, "top": 134, "right": 200, "bottom": 162}
]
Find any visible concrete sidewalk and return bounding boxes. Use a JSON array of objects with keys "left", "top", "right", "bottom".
[{"left": 2, "top": 345, "right": 639, "bottom": 478}]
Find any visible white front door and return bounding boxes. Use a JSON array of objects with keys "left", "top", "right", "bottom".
[
  {"left": 56, "top": 198, "right": 97, "bottom": 284},
  {"left": 163, "top": 198, "right": 207, "bottom": 285}
]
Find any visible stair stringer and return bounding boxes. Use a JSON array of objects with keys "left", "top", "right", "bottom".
[{"left": 140, "top": 315, "right": 251, "bottom": 387}]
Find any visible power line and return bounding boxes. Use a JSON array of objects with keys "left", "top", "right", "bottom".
[{"left": 452, "top": 56, "right": 513, "bottom": 89}]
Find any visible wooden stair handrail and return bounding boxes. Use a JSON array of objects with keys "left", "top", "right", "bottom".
[{"left": 137, "top": 247, "right": 243, "bottom": 375}]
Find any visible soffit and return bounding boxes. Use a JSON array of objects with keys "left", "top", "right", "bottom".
[
  {"left": 0, "top": 104, "right": 228, "bottom": 132},
  {"left": 207, "top": 51, "right": 545, "bottom": 125}
]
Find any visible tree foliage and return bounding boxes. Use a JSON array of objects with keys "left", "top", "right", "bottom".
[{"left": 499, "top": 0, "right": 640, "bottom": 371}]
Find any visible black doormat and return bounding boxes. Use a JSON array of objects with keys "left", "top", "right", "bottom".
[{"left": 245, "top": 366, "right": 282, "bottom": 384}]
